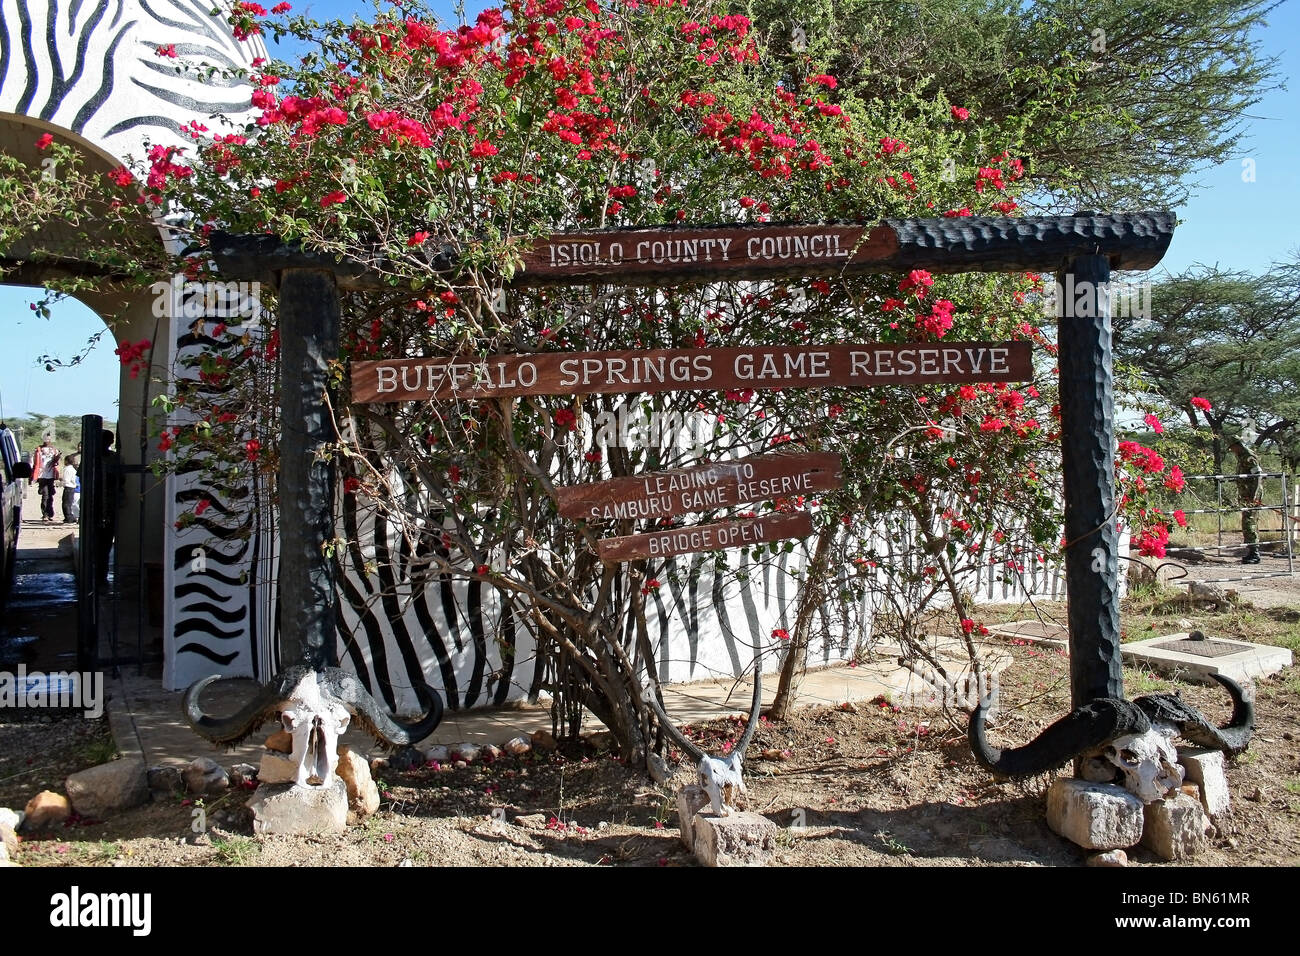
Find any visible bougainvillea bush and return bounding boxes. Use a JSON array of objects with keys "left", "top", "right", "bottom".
[{"left": 4, "top": 0, "right": 1197, "bottom": 758}]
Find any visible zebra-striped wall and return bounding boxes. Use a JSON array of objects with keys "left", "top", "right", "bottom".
[{"left": 1, "top": 0, "right": 266, "bottom": 162}]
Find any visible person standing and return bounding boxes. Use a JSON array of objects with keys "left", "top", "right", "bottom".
[
  {"left": 32, "top": 435, "right": 61, "bottom": 523},
  {"left": 61, "top": 454, "right": 79, "bottom": 523},
  {"left": 1230, "top": 434, "right": 1264, "bottom": 564}
]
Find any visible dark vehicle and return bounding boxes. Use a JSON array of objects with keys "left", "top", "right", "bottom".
[{"left": 1, "top": 424, "right": 33, "bottom": 606}]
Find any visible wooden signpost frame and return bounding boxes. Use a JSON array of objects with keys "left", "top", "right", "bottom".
[{"left": 210, "top": 210, "right": 1176, "bottom": 715}]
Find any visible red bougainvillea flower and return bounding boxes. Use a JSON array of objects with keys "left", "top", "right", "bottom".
[
  {"left": 950, "top": 106, "right": 970, "bottom": 121},
  {"left": 898, "top": 269, "right": 933, "bottom": 297},
  {"left": 1164, "top": 465, "right": 1186, "bottom": 493},
  {"left": 772, "top": 628, "right": 791, "bottom": 640},
  {"left": 343, "top": 476, "right": 361, "bottom": 493},
  {"left": 155, "top": 44, "right": 177, "bottom": 58},
  {"left": 1190, "top": 396, "right": 1212, "bottom": 411},
  {"left": 476, "top": 564, "right": 490, "bottom": 575},
  {"left": 194, "top": 498, "right": 211, "bottom": 516},
  {"left": 554, "top": 407, "right": 577, "bottom": 430},
  {"left": 448, "top": 464, "right": 461, "bottom": 483},
  {"left": 960, "top": 618, "right": 976, "bottom": 634},
  {"left": 319, "top": 190, "right": 347, "bottom": 208},
  {"left": 36, "top": 133, "right": 54, "bottom": 149},
  {"left": 407, "top": 231, "right": 430, "bottom": 246},
  {"left": 107, "top": 167, "right": 134, "bottom": 187},
  {"left": 1144, "top": 413, "right": 1164, "bottom": 434},
  {"left": 1173, "top": 509, "right": 1188, "bottom": 527},
  {"left": 244, "top": 439, "right": 261, "bottom": 461}
]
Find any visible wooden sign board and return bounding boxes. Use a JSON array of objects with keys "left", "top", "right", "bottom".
[
  {"left": 352, "top": 342, "right": 1031, "bottom": 403},
  {"left": 596, "top": 512, "right": 813, "bottom": 562},
  {"left": 555, "top": 452, "right": 842, "bottom": 522},
  {"left": 520, "top": 224, "right": 893, "bottom": 284}
]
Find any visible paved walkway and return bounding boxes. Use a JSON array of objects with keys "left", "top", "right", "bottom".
[{"left": 108, "top": 634, "right": 1011, "bottom": 768}]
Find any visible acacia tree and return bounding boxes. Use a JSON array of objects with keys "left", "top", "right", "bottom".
[
  {"left": 1113, "top": 259, "right": 1300, "bottom": 469},
  {"left": 747, "top": 0, "right": 1282, "bottom": 211},
  {"left": 2, "top": 0, "right": 1191, "bottom": 761}
]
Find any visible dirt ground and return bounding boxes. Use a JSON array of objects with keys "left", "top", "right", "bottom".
[{"left": 3, "top": 590, "right": 1298, "bottom": 868}]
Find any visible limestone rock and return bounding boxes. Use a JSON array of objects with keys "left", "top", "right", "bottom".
[
  {"left": 0, "top": 808, "right": 24, "bottom": 831},
  {"left": 228, "top": 763, "right": 259, "bottom": 789},
  {"left": 647, "top": 753, "right": 673, "bottom": 785},
  {"left": 1142, "top": 791, "right": 1211, "bottom": 861},
  {"left": 1045, "top": 778, "right": 1143, "bottom": 850},
  {"left": 23, "top": 791, "right": 71, "bottom": 830},
  {"left": 692, "top": 810, "right": 777, "bottom": 867},
  {"left": 514, "top": 813, "right": 547, "bottom": 829},
  {"left": 336, "top": 746, "right": 380, "bottom": 817},
  {"left": 450, "top": 743, "right": 480, "bottom": 764},
  {"left": 183, "top": 757, "right": 229, "bottom": 796},
  {"left": 1178, "top": 747, "right": 1231, "bottom": 820},
  {"left": 147, "top": 766, "right": 183, "bottom": 793},
  {"left": 676, "top": 785, "right": 710, "bottom": 849},
  {"left": 1086, "top": 849, "right": 1128, "bottom": 867},
  {"left": 247, "top": 779, "right": 348, "bottom": 836},
  {"left": 480, "top": 744, "right": 502, "bottom": 763},
  {"left": 65, "top": 758, "right": 149, "bottom": 819},
  {"left": 423, "top": 744, "right": 451, "bottom": 764},
  {"left": 503, "top": 736, "right": 531, "bottom": 756},
  {"left": 265, "top": 730, "right": 293, "bottom": 753},
  {"left": 530, "top": 729, "right": 558, "bottom": 752},
  {"left": 586, "top": 730, "right": 614, "bottom": 751},
  {"left": 1, "top": 824, "right": 18, "bottom": 861},
  {"left": 258, "top": 750, "right": 298, "bottom": 786},
  {"left": 369, "top": 756, "right": 390, "bottom": 776}
]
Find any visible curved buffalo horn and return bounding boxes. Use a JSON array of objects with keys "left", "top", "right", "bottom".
[
  {"left": 644, "top": 666, "right": 763, "bottom": 763},
  {"left": 1134, "top": 673, "right": 1255, "bottom": 755},
  {"left": 183, "top": 666, "right": 312, "bottom": 745},
  {"left": 644, "top": 688, "right": 706, "bottom": 763},
  {"left": 968, "top": 696, "right": 1152, "bottom": 777},
  {"left": 323, "top": 667, "right": 445, "bottom": 747}
]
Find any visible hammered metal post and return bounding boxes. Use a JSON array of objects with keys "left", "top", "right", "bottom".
[
  {"left": 277, "top": 268, "right": 340, "bottom": 671},
  {"left": 1057, "top": 254, "right": 1125, "bottom": 707}
]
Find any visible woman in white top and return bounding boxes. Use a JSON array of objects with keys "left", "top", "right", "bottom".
[{"left": 61, "top": 455, "right": 79, "bottom": 524}]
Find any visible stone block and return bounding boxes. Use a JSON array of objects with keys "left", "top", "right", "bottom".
[
  {"left": 65, "top": 758, "right": 148, "bottom": 819},
  {"left": 23, "top": 791, "right": 70, "bottom": 830},
  {"left": 265, "top": 730, "right": 293, "bottom": 753},
  {"left": 1178, "top": 747, "right": 1230, "bottom": 819},
  {"left": 1141, "top": 791, "right": 1211, "bottom": 861},
  {"left": 248, "top": 779, "right": 348, "bottom": 836},
  {"left": 676, "top": 785, "right": 710, "bottom": 849},
  {"left": 503, "top": 736, "right": 531, "bottom": 756},
  {"left": 258, "top": 750, "right": 298, "bottom": 786},
  {"left": 1045, "top": 778, "right": 1143, "bottom": 850},
  {"left": 692, "top": 810, "right": 777, "bottom": 867},
  {"left": 336, "top": 746, "right": 380, "bottom": 817}
]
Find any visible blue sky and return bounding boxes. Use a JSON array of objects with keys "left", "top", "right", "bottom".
[{"left": 2, "top": 0, "right": 1296, "bottom": 420}]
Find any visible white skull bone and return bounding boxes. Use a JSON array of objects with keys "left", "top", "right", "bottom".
[
  {"left": 698, "top": 753, "right": 747, "bottom": 816},
  {"left": 279, "top": 671, "right": 351, "bottom": 788},
  {"left": 1105, "top": 725, "right": 1183, "bottom": 803}
]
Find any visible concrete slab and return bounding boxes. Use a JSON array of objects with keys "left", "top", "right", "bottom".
[
  {"left": 1120, "top": 632, "right": 1292, "bottom": 685},
  {"left": 986, "top": 619, "right": 1069, "bottom": 648}
]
